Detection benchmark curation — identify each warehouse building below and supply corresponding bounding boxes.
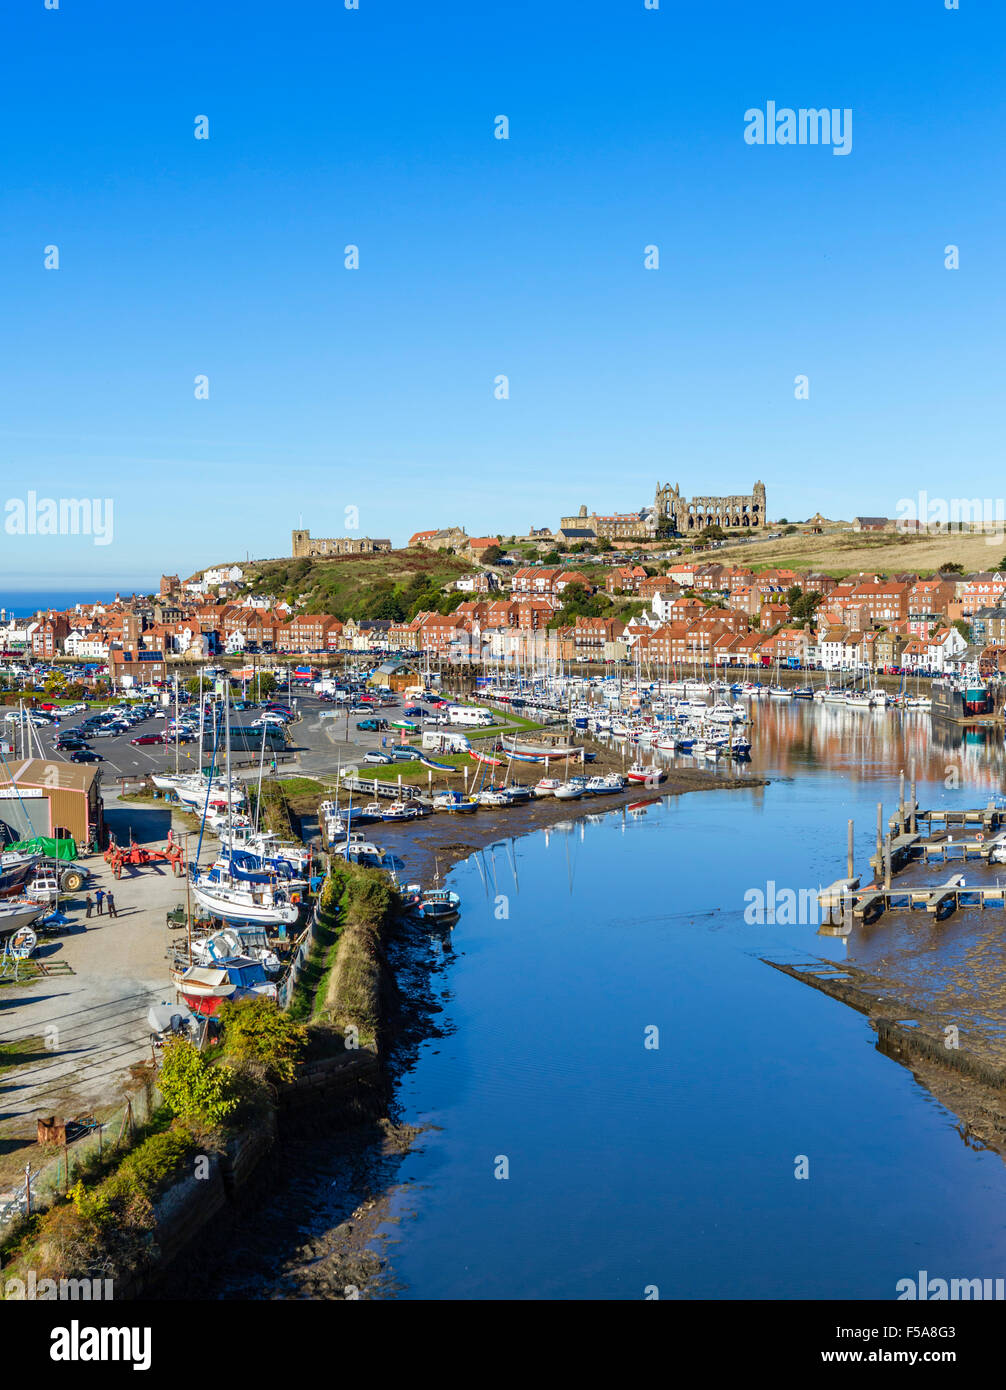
[0,760,104,849]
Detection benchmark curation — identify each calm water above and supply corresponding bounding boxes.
[363,701,1006,1299]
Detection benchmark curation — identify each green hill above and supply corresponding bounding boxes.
[241,549,473,622]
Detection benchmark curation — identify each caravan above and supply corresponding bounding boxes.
[446,704,494,728]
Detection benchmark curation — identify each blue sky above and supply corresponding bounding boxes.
[0,0,1000,590]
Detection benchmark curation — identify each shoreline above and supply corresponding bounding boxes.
[327,765,769,887]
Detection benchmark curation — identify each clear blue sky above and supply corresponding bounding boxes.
[0,0,1001,591]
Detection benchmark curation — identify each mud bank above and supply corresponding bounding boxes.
[767,958,1006,1164]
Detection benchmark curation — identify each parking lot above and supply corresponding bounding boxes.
[17,690,416,785]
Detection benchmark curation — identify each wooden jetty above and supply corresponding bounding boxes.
[818,769,1006,924]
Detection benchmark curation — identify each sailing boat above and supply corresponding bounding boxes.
[189,692,301,929]
[554,747,584,800]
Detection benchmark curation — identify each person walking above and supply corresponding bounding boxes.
[106,890,117,918]
[85,893,93,919]
[95,887,105,915]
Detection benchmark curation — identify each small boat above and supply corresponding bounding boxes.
[0,897,48,938]
[554,781,584,800]
[626,764,667,785]
[433,790,478,812]
[381,800,420,821]
[332,834,387,865]
[499,784,532,805]
[417,887,461,921]
[533,777,561,797]
[171,965,237,1016]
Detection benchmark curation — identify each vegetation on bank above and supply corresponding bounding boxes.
[243,551,472,621]
[317,861,398,1049]
[0,1001,308,1292]
[1,858,399,1293]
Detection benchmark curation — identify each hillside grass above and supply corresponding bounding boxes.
[243,549,472,618]
[710,528,1006,578]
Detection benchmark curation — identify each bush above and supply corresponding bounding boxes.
[218,997,307,1083]
[158,1037,239,1126]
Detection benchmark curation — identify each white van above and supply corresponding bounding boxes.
[446,704,494,727]
[421,729,471,753]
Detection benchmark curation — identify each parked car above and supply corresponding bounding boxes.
[390,746,421,761]
[130,734,166,746]
[69,750,103,762]
[356,718,389,732]
[363,750,393,765]
[403,706,428,717]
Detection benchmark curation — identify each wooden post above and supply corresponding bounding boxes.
[899,770,905,833]
[910,761,917,833]
[24,1162,31,1218]
[876,801,883,863]
[884,832,892,889]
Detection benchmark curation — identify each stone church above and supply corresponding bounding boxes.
[655,480,766,533]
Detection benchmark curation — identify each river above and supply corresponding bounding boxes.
[220,699,1006,1299]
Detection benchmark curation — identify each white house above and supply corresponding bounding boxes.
[650,591,679,623]
[64,630,109,659]
[203,564,244,585]
[916,626,967,672]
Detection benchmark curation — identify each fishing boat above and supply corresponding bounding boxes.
[533,777,561,797]
[382,800,421,821]
[432,789,479,812]
[626,763,666,784]
[477,786,510,807]
[404,882,461,923]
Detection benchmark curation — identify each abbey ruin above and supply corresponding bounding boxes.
[654,480,766,533]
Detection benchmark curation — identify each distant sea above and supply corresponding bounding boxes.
[1,591,125,618]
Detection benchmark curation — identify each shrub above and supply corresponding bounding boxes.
[218,997,307,1083]
[158,1037,239,1126]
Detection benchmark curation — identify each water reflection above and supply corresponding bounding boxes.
[360,698,1006,1299]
